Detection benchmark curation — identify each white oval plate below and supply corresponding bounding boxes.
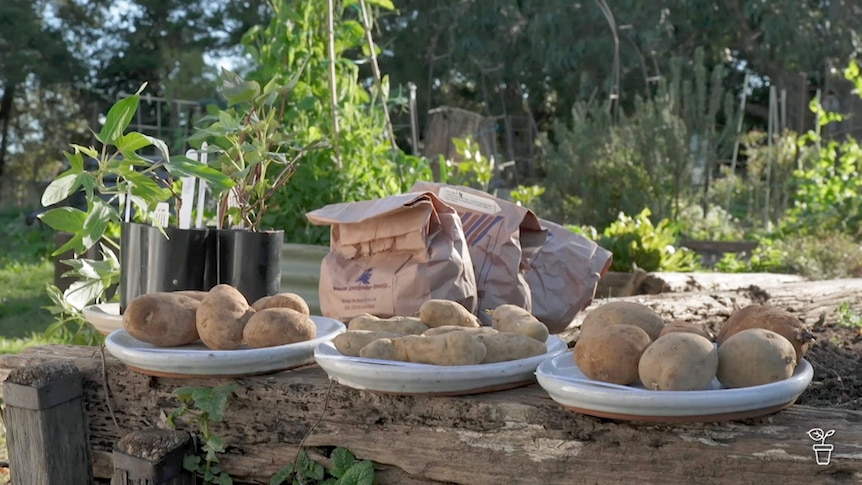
[314,335,568,396]
[105,316,345,378]
[82,303,123,336]
[535,351,814,422]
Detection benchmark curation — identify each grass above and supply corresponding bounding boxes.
[0,209,57,351]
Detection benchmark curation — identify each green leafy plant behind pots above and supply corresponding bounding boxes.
[190,67,328,232]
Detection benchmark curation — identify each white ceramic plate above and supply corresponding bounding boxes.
[82,303,123,335]
[105,316,345,378]
[535,351,814,422]
[314,335,568,396]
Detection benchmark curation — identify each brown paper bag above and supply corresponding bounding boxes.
[305,191,477,322]
[526,218,612,333]
[411,182,546,324]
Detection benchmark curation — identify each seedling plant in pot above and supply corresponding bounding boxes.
[37,83,233,320]
[188,66,327,304]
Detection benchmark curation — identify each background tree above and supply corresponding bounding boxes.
[0,0,101,198]
[375,0,862,155]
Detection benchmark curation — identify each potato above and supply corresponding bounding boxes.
[251,292,310,315]
[333,330,402,357]
[489,304,550,342]
[717,304,813,361]
[717,328,797,388]
[638,333,718,391]
[475,332,547,363]
[347,313,429,335]
[659,320,713,341]
[419,299,480,328]
[574,324,651,385]
[242,308,316,349]
[196,284,253,350]
[580,301,665,341]
[171,290,209,301]
[359,332,487,366]
[422,326,499,337]
[123,292,200,347]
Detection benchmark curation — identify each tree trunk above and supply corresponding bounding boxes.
[0,82,16,197]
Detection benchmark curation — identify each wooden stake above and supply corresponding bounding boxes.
[111,429,194,485]
[326,0,343,169]
[3,361,91,484]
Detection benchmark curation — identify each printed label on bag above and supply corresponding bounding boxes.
[329,266,396,318]
[438,186,501,214]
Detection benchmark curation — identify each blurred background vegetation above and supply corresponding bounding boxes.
[3,0,862,348]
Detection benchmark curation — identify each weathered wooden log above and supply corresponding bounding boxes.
[0,344,860,485]
[3,361,91,485]
[565,277,862,340]
[1,279,861,484]
[111,429,194,485]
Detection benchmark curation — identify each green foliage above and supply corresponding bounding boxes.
[676,202,746,241]
[191,67,328,231]
[42,284,105,346]
[168,385,238,485]
[714,232,862,279]
[539,49,735,230]
[583,209,700,273]
[509,185,546,208]
[242,0,431,245]
[443,137,495,191]
[271,447,374,485]
[780,131,862,239]
[836,302,862,329]
[738,129,804,228]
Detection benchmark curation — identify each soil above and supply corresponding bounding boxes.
[795,322,862,410]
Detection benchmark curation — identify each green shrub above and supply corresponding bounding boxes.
[244,0,431,245]
[715,232,862,279]
[570,208,700,273]
[676,202,746,241]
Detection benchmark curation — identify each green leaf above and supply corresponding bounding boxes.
[82,199,117,250]
[66,143,99,161]
[337,460,375,485]
[124,170,171,201]
[38,207,87,233]
[222,69,261,106]
[330,447,356,477]
[62,257,117,280]
[216,473,233,485]
[42,173,83,206]
[52,231,85,257]
[167,155,235,193]
[97,95,139,145]
[116,132,152,153]
[173,385,236,422]
[183,454,202,473]
[269,464,294,485]
[63,278,106,310]
[204,435,226,456]
[363,0,395,9]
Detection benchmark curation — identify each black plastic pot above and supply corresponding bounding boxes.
[119,222,212,313]
[206,228,284,304]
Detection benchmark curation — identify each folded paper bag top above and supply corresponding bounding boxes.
[527,218,613,333]
[306,191,478,322]
[411,181,547,325]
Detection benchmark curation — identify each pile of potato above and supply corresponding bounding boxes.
[333,300,550,365]
[574,302,813,390]
[122,285,316,350]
